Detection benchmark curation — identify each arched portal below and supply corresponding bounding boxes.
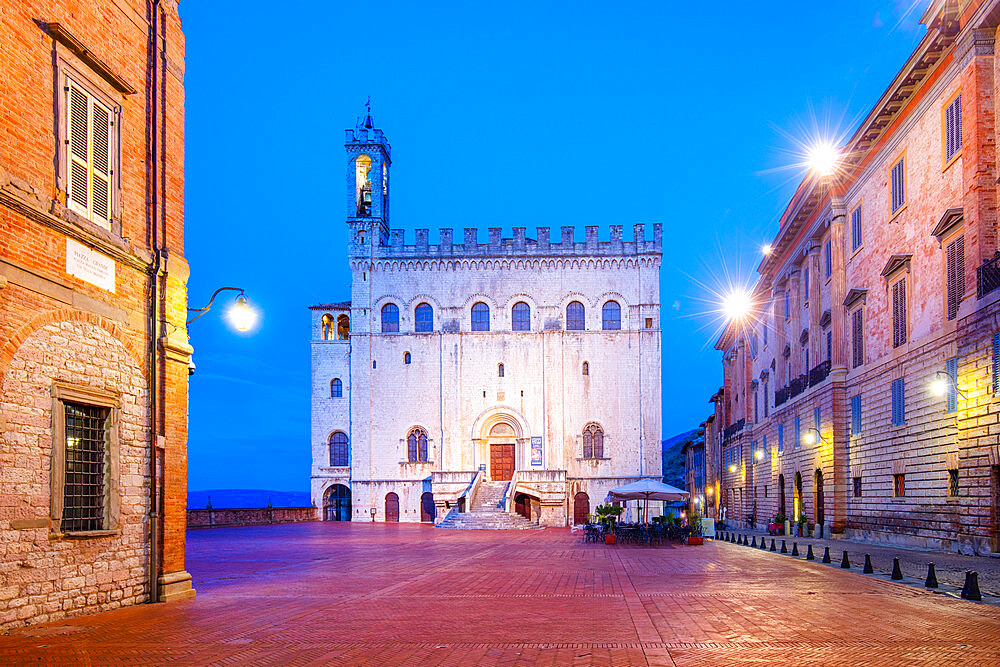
[385,492,399,522]
[794,472,803,523]
[574,492,590,525]
[470,407,531,481]
[420,492,436,522]
[324,484,351,521]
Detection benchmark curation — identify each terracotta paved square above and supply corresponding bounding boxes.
[3,523,1000,665]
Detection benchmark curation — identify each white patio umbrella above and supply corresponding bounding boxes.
[608,479,689,524]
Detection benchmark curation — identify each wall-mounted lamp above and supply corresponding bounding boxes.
[187,287,256,332]
[754,448,765,462]
[802,428,828,446]
[930,371,966,400]
[728,464,737,474]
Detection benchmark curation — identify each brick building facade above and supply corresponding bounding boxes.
[707,0,1000,554]
[310,116,663,527]
[0,0,194,630]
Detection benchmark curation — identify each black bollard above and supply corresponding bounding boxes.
[806,544,815,560]
[863,554,874,574]
[822,546,831,563]
[961,571,982,601]
[760,537,767,550]
[751,536,757,548]
[770,538,776,552]
[841,550,850,569]
[781,540,788,553]
[742,534,748,546]
[730,533,735,543]
[925,563,938,589]
[792,542,799,557]
[891,557,903,580]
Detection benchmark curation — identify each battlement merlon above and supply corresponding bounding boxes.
[349,224,663,259]
[345,128,391,156]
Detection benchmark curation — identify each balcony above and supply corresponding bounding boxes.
[788,374,809,399]
[774,386,789,407]
[809,360,831,387]
[978,252,1000,299]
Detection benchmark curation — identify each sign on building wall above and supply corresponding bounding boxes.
[530,437,543,466]
[66,238,115,293]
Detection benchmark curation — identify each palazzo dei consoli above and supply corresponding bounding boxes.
[310,115,662,527]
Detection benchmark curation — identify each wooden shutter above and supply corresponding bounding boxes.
[891,159,905,212]
[994,332,1000,394]
[91,99,112,226]
[946,236,965,320]
[946,95,962,161]
[945,357,958,413]
[68,82,90,214]
[892,278,907,348]
[852,205,862,251]
[852,308,864,368]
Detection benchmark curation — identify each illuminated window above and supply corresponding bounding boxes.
[321,314,334,340]
[582,361,589,376]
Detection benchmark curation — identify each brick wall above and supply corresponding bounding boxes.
[187,508,318,529]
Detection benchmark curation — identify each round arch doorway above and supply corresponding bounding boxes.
[420,492,436,523]
[573,492,590,526]
[324,484,351,521]
[385,492,400,522]
[488,422,516,481]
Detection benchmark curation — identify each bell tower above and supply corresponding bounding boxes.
[345,102,390,257]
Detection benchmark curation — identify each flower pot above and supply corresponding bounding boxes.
[687,536,703,546]
[605,534,616,545]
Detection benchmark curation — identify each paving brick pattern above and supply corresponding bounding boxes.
[2,523,1000,665]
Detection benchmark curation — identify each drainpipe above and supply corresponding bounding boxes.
[147,0,163,604]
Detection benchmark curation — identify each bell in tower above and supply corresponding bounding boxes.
[345,100,391,255]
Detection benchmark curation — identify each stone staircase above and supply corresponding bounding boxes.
[437,481,543,530]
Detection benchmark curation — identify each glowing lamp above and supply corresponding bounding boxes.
[930,377,948,397]
[807,142,839,177]
[229,295,256,332]
[728,464,737,474]
[803,432,816,446]
[706,488,713,496]
[755,449,764,461]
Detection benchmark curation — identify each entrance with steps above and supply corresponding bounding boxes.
[437,480,543,530]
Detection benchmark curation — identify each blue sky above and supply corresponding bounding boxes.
[183,1,926,492]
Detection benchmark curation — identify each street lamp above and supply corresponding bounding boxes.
[728,464,737,474]
[754,448,765,462]
[930,371,966,399]
[802,427,828,446]
[187,287,256,332]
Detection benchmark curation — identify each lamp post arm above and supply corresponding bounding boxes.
[187,287,245,325]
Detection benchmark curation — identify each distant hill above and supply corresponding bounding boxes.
[187,489,312,509]
[661,428,700,488]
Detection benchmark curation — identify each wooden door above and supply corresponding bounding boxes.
[574,492,590,525]
[490,443,515,480]
[385,492,399,522]
[420,492,436,522]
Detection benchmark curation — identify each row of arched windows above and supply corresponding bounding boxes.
[328,428,431,466]
[320,314,350,341]
[379,300,623,333]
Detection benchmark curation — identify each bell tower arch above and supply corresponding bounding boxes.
[345,101,391,257]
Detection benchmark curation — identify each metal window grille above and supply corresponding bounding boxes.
[512,302,530,331]
[852,308,864,368]
[414,303,433,332]
[891,158,905,213]
[329,432,349,466]
[471,302,490,331]
[853,476,862,498]
[566,301,585,330]
[945,94,962,162]
[61,402,108,532]
[892,278,907,348]
[946,236,965,320]
[851,205,862,251]
[601,301,621,330]
[949,469,959,497]
[381,304,399,333]
[893,473,905,497]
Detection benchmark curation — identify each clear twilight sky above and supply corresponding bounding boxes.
[182,1,926,492]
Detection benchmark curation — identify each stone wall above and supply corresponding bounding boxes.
[187,508,318,529]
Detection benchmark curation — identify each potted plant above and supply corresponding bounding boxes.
[595,504,624,543]
[773,512,786,535]
[687,510,704,545]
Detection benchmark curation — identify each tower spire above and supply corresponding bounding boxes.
[363,96,373,129]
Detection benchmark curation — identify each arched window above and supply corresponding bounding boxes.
[336,314,350,340]
[512,302,530,331]
[566,301,585,330]
[498,363,505,378]
[582,361,589,376]
[602,301,621,330]
[582,423,604,459]
[330,378,342,398]
[404,351,411,364]
[471,302,490,331]
[329,432,349,467]
[356,154,372,216]
[381,303,399,333]
[415,302,433,332]
[407,427,429,463]
[321,314,334,340]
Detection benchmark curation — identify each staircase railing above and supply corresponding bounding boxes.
[503,471,522,514]
[457,469,484,513]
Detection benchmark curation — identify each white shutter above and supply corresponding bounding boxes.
[91,99,112,227]
[68,82,90,214]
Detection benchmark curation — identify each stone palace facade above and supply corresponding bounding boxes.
[707,0,1000,555]
[310,115,662,527]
